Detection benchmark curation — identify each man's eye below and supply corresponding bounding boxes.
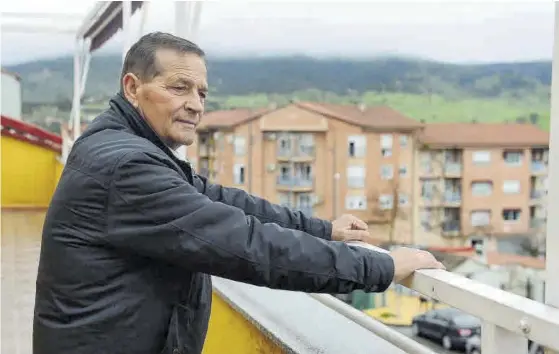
[199,91,207,99]
[171,86,186,91]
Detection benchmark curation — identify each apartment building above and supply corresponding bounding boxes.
[415,123,549,248]
[188,102,423,243]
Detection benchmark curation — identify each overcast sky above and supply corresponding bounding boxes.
[0,1,555,65]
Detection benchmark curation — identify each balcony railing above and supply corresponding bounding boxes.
[444,191,461,203]
[277,175,313,188]
[336,242,559,354]
[531,161,547,173]
[531,190,545,199]
[444,162,462,175]
[277,146,315,159]
[442,220,460,232]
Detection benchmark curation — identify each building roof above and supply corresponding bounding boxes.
[1,68,22,82]
[419,122,549,148]
[197,108,271,130]
[198,102,423,131]
[438,248,546,270]
[295,102,423,131]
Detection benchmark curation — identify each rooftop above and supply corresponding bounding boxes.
[419,122,549,148]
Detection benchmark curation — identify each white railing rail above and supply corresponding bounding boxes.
[315,242,559,354]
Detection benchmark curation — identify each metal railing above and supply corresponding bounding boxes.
[277,145,316,158]
[531,161,547,173]
[443,191,461,203]
[312,242,559,354]
[277,175,314,187]
[444,162,462,175]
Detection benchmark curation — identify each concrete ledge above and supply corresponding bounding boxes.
[212,277,409,354]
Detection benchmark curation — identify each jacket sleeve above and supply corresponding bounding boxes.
[107,152,395,293]
[193,174,332,240]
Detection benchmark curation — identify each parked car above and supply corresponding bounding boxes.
[465,335,544,354]
[411,308,481,351]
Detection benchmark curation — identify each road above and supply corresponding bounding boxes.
[391,326,462,354]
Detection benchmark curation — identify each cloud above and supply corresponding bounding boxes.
[1,1,554,64]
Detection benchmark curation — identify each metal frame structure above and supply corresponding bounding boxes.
[68,1,204,161]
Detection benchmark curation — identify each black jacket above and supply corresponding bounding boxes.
[33,93,395,354]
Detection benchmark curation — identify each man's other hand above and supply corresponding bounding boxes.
[389,247,445,284]
[331,214,374,243]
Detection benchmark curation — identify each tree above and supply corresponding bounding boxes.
[367,180,409,244]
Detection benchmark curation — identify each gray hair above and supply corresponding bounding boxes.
[120,31,205,90]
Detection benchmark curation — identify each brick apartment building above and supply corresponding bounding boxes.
[187,104,550,247]
[187,102,423,243]
[415,123,549,248]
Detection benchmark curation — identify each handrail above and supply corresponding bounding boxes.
[340,242,559,353]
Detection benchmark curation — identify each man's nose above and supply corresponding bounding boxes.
[185,96,204,114]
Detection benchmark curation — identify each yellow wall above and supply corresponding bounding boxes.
[1,136,62,208]
[203,292,284,354]
[2,137,283,353]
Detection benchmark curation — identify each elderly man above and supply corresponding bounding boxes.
[33,32,443,354]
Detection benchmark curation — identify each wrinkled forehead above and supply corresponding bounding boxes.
[154,49,208,85]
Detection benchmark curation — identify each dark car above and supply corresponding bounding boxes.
[465,335,544,354]
[411,308,481,351]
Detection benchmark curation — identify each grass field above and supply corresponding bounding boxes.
[210,91,551,130]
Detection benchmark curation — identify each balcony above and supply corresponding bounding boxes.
[276,175,314,192]
[531,161,547,175]
[441,220,461,236]
[443,191,461,206]
[208,242,559,354]
[443,162,462,176]
[277,146,316,162]
[530,218,545,229]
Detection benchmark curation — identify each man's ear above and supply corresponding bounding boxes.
[122,73,142,107]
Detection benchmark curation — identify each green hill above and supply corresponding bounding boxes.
[5,55,552,129]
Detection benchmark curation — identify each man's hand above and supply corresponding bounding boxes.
[331,214,375,244]
[389,247,445,284]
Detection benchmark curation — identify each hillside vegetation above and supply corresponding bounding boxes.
[6,55,552,129]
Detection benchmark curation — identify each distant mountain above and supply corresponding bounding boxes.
[5,55,551,104]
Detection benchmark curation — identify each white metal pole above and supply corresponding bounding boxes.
[175,0,191,160]
[546,0,559,318]
[138,1,149,39]
[122,1,132,62]
[72,39,82,141]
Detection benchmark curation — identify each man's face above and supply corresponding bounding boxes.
[123,49,208,149]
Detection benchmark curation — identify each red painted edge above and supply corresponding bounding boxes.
[1,115,62,153]
[427,246,475,253]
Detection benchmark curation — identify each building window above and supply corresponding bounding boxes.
[421,179,438,199]
[398,193,409,206]
[298,134,315,155]
[503,180,521,194]
[381,148,392,157]
[380,165,394,180]
[348,135,366,157]
[234,136,246,156]
[502,208,521,222]
[503,150,523,166]
[234,164,245,184]
[399,165,408,177]
[347,166,365,188]
[379,194,394,210]
[400,135,408,147]
[470,210,491,227]
[278,135,291,155]
[471,181,493,196]
[345,195,367,210]
[380,134,393,148]
[472,151,491,164]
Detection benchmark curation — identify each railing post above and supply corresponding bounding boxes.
[481,322,527,354]
[544,2,559,354]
